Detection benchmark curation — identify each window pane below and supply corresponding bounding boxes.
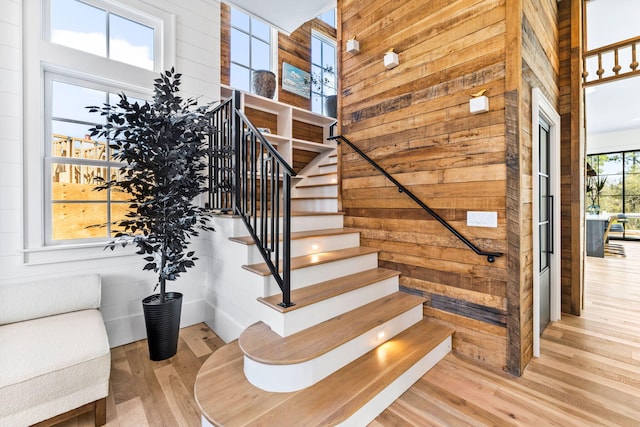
[599,195,622,212]
[231,8,250,32]
[318,9,336,27]
[110,14,154,70]
[323,43,336,69]
[52,202,108,240]
[312,37,322,65]
[251,38,270,70]
[52,121,107,160]
[110,202,131,236]
[52,81,105,123]
[230,63,251,92]
[52,162,106,200]
[51,0,106,57]
[312,93,322,114]
[231,28,250,65]
[251,17,270,41]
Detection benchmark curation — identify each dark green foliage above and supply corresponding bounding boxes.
[88,68,214,300]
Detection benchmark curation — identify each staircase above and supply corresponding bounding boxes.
[195,148,455,426]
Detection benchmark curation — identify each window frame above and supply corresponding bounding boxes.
[44,0,166,72]
[22,0,175,263]
[43,72,151,246]
[310,30,337,116]
[229,7,276,93]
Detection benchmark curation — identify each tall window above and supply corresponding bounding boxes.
[45,74,147,242]
[26,0,170,247]
[311,31,336,116]
[588,151,640,240]
[230,8,272,92]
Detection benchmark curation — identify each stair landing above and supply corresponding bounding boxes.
[195,319,454,427]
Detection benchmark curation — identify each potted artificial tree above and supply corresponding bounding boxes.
[88,68,214,361]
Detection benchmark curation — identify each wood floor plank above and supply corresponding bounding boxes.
[154,364,201,427]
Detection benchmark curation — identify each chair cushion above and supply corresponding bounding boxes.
[0,274,101,325]
[0,309,110,425]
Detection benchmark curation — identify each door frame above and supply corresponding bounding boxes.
[532,87,561,357]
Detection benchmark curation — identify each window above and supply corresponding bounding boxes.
[318,9,336,28]
[311,31,336,116]
[230,8,272,92]
[45,74,147,243]
[49,0,159,71]
[23,0,173,254]
[587,151,640,240]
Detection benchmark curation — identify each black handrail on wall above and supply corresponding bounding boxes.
[328,135,503,263]
[209,91,296,307]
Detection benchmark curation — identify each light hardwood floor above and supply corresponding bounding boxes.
[57,241,640,426]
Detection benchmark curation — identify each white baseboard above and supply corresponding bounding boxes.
[104,299,207,348]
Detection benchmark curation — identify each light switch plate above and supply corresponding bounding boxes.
[467,211,497,228]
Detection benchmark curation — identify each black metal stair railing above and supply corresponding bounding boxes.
[208,91,296,307]
[328,135,503,263]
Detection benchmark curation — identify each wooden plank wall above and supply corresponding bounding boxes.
[339,0,559,373]
[514,0,560,374]
[558,0,584,316]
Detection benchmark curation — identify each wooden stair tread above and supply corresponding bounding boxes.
[243,246,379,276]
[308,171,337,178]
[290,210,344,216]
[195,319,454,427]
[319,161,337,167]
[291,196,337,200]
[229,227,359,246]
[295,183,338,188]
[239,292,425,365]
[259,267,400,313]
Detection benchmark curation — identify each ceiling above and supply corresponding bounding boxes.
[586,77,640,135]
[222,0,336,34]
[584,0,640,136]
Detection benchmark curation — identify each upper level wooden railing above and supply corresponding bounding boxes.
[582,36,640,86]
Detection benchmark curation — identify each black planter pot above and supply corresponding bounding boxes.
[142,292,183,361]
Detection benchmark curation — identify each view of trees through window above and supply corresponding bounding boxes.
[587,151,640,239]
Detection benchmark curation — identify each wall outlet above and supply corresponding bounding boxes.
[467,211,498,228]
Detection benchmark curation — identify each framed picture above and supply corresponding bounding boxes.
[282,62,311,99]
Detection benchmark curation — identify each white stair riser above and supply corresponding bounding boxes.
[338,336,452,427]
[244,303,424,392]
[291,198,338,212]
[245,233,360,264]
[318,164,337,173]
[236,214,344,236]
[304,174,338,186]
[263,252,380,296]
[261,276,399,337]
[292,185,337,198]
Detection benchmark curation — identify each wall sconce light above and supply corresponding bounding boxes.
[346,36,360,54]
[384,48,399,69]
[469,89,489,114]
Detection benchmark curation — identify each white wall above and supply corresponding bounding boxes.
[0,0,221,348]
[587,128,640,154]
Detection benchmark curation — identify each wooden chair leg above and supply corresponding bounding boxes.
[95,397,107,427]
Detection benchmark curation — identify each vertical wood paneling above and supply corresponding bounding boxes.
[220,3,231,86]
[558,0,584,316]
